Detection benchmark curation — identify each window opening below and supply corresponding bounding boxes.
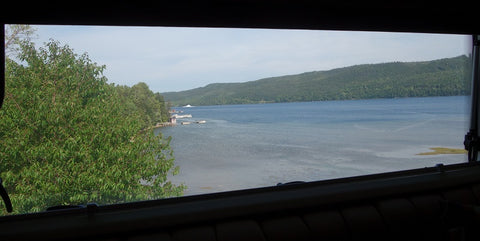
[1,25,471,215]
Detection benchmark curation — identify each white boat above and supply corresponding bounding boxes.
[183,104,193,108]
[181,121,191,125]
[196,120,206,124]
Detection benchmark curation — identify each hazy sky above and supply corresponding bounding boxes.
[32,25,470,93]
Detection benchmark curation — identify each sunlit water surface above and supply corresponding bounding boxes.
[159,96,468,195]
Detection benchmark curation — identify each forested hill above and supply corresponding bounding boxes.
[163,55,469,106]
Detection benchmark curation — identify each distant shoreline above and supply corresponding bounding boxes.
[171,95,468,108]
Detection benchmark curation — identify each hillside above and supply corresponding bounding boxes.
[162,56,470,106]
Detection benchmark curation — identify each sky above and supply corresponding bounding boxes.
[31,25,471,93]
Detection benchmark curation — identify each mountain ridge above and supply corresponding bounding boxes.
[162,56,470,106]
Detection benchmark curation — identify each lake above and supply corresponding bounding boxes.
[159,96,469,195]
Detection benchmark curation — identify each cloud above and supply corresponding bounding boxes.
[33,25,469,93]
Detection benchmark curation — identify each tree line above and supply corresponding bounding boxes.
[0,25,183,214]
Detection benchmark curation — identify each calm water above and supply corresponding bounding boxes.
[159,96,469,195]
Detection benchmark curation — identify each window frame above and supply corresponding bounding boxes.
[0,0,479,226]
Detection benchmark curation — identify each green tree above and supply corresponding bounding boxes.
[5,25,37,57]
[154,92,171,123]
[0,39,184,214]
[114,82,170,129]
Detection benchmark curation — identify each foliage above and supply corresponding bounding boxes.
[115,82,170,129]
[5,25,37,57]
[163,56,470,106]
[0,40,184,215]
